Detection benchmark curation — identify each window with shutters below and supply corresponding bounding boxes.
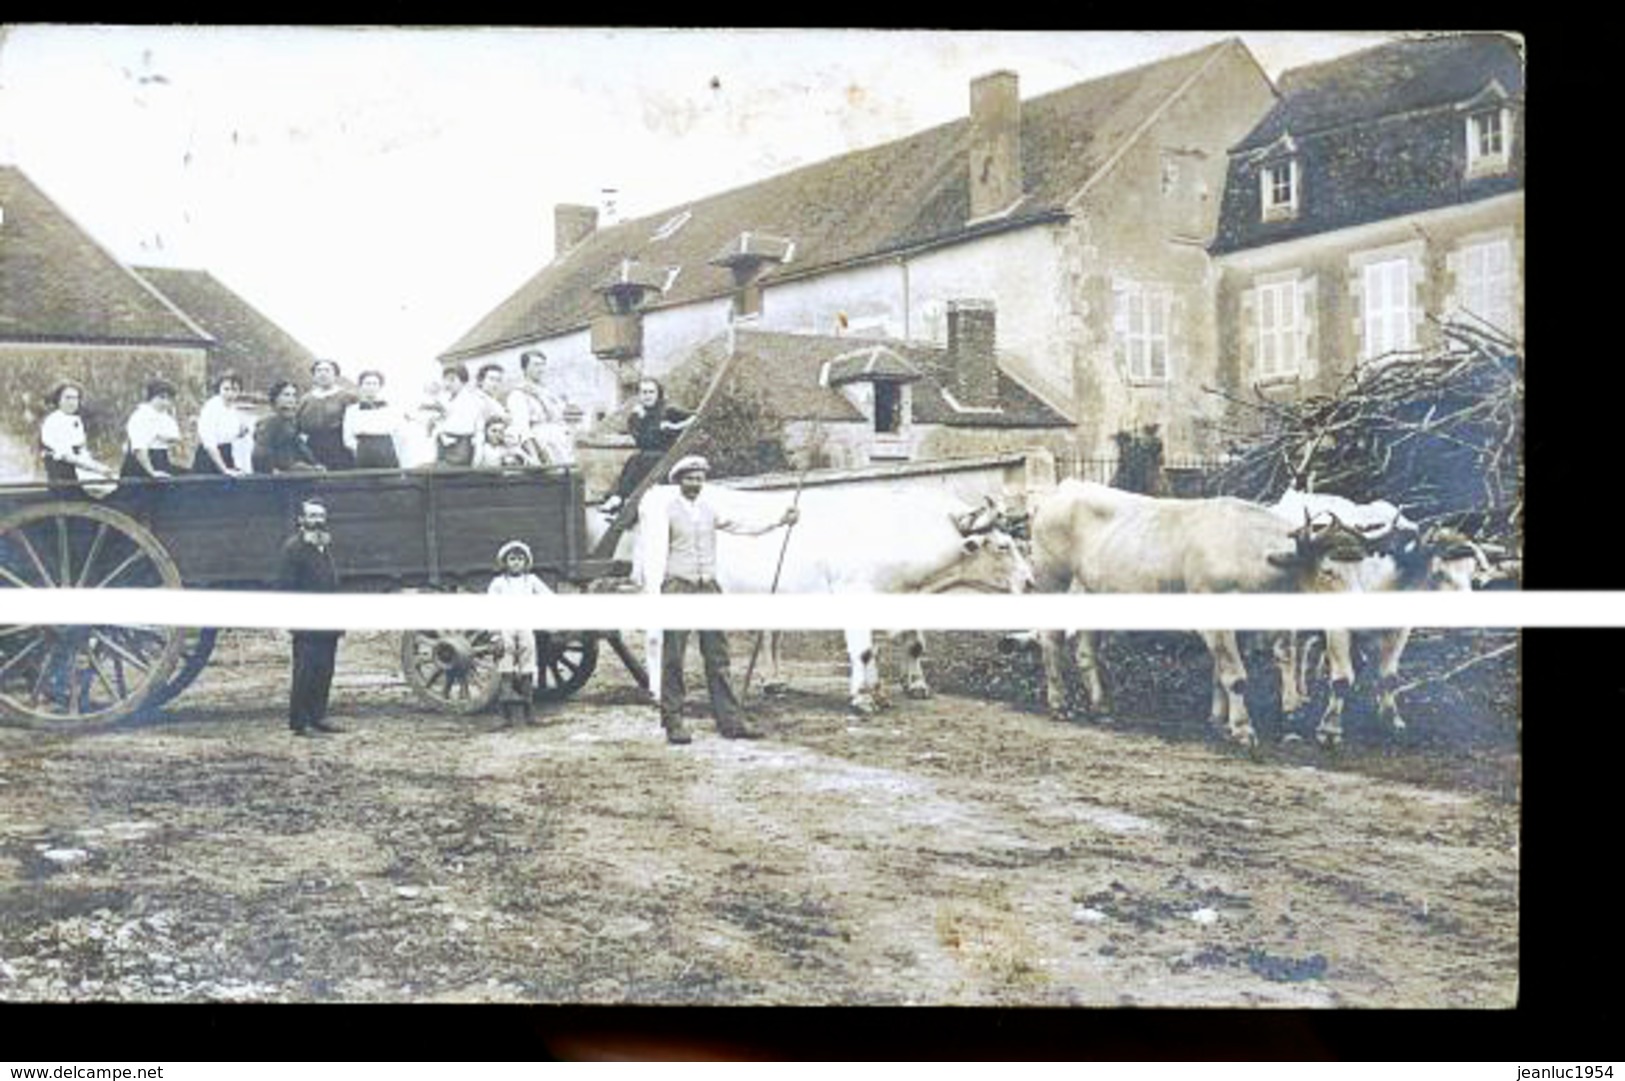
[1116,282,1172,383]
[1255,279,1300,379]
[1361,257,1415,360]
[1455,238,1515,335]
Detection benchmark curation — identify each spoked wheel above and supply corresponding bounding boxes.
[533,631,599,702]
[400,629,504,713]
[0,502,185,726]
[144,628,221,711]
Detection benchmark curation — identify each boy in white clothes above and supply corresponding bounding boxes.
[489,539,552,725]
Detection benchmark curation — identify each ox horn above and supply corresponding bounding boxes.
[1359,511,1401,539]
[1312,511,1369,562]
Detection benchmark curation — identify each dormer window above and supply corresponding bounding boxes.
[709,231,794,324]
[589,258,673,360]
[1261,159,1298,221]
[1466,108,1512,176]
[824,344,921,448]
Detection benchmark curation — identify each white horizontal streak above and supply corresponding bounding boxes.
[0,589,1594,630]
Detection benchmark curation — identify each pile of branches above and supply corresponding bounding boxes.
[1204,318,1522,551]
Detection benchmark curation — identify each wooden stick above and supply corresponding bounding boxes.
[740,462,812,700]
[589,344,751,562]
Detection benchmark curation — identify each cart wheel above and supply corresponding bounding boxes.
[0,502,185,726]
[400,629,504,713]
[534,631,599,702]
[144,627,220,710]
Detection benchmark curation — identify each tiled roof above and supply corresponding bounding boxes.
[825,344,923,386]
[1235,33,1524,151]
[663,327,1073,430]
[593,258,676,295]
[442,40,1237,360]
[709,232,795,268]
[0,165,212,345]
[132,266,318,391]
[1212,34,1524,255]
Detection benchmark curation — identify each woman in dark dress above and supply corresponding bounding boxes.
[296,358,356,471]
[253,381,324,474]
[598,377,694,515]
[342,370,404,469]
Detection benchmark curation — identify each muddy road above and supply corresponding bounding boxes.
[0,631,1518,1007]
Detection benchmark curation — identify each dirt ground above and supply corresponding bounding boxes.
[0,629,1519,1008]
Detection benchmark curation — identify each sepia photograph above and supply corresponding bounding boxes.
[0,27,1521,1013]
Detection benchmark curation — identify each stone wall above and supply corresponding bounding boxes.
[1060,43,1278,461]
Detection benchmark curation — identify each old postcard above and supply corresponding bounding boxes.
[0,28,1520,1010]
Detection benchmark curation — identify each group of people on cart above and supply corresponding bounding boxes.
[34,349,602,487]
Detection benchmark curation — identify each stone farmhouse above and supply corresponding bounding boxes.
[0,164,317,479]
[665,321,1074,472]
[1209,33,1524,426]
[441,38,1278,467]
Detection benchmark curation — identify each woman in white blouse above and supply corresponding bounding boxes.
[342,369,404,469]
[192,371,252,476]
[39,382,115,487]
[507,349,574,465]
[120,379,186,479]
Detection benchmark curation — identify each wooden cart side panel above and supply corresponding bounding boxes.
[429,468,582,585]
[104,479,309,588]
[4,468,588,591]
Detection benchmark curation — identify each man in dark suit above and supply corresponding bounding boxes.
[278,500,345,736]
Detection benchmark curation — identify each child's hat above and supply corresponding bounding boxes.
[497,539,533,566]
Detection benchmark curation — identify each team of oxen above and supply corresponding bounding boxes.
[618,477,1492,751]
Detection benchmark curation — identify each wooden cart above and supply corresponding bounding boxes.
[0,465,648,726]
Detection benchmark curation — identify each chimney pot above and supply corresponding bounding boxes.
[969,70,1022,221]
[554,204,599,259]
[947,299,999,408]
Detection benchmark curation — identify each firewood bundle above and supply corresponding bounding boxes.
[1204,318,1523,553]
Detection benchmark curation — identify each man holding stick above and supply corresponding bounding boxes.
[657,456,798,746]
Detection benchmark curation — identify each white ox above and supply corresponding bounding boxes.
[1267,490,1490,746]
[627,483,1033,712]
[1027,480,1367,750]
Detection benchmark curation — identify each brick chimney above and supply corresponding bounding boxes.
[969,71,1022,221]
[554,204,599,259]
[947,299,999,408]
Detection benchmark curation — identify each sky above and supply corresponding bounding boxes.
[0,27,1394,389]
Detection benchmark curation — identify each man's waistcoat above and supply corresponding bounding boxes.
[665,496,718,583]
